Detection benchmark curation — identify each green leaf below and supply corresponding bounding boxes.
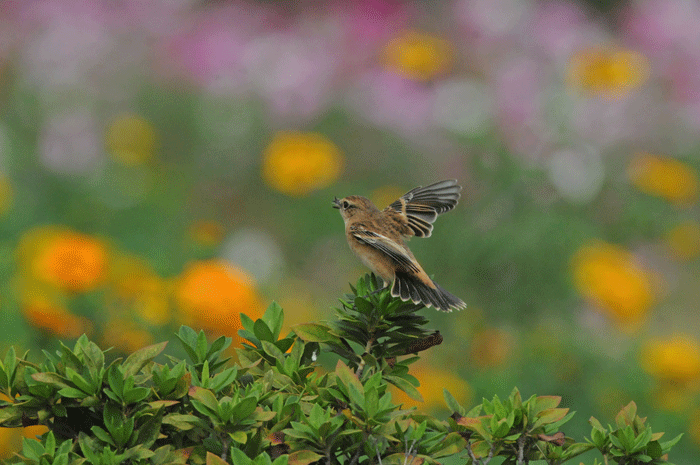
[91,426,115,446]
[646,440,663,459]
[288,450,323,465]
[103,402,121,433]
[189,387,218,413]
[532,408,569,429]
[176,327,199,362]
[534,395,561,413]
[206,335,232,360]
[64,367,94,395]
[57,387,88,398]
[230,431,247,444]
[228,448,253,465]
[135,409,164,449]
[108,365,124,399]
[335,360,363,399]
[30,372,71,390]
[254,320,275,343]
[262,302,284,340]
[122,342,167,378]
[589,416,606,432]
[123,386,150,404]
[162,413,201,430]
[659,433,683,452]
[293,323,342,344]
[207,451,232,465]
[385,375,423,403]
[261,341,285,365]
[240,314,256,334]
[427,431,467,457]
[196,330,208,361]
[444,389,465,416]
[615,401,637,428]
[43,430,56,455]
[232,397,258,422]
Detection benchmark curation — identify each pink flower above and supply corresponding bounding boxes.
[526,0,589,59]
[162,3,278,90]
[242,29,341,121]
[347,70,434,135]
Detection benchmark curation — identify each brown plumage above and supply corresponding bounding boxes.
[333,179,466,312]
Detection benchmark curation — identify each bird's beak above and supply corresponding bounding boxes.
[332,197,341,209]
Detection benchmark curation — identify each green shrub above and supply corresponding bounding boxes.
[0,274,682,464]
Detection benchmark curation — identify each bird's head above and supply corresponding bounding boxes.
[332,195,377,222]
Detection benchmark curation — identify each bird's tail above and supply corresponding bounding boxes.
[391,271,466,312]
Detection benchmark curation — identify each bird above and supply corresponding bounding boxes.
[333,179,466,312]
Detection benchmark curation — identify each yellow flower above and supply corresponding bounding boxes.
[22,425,49,440]
[107,253,171,326]
[640,335,700,385]
[469,328,513,369]
[571,241,655,326]
[105,114,157,166]
[628,153,698,204]
[262,131,343,197]
[648,383,694,412]
[567,47,649,99]
[0,174,13,216]
[383,29,452,81]
[175,260,263,342]
[0,425,20,459]
[102,319,154,354]
[390,361,471,412]
[665,221,700,260]
[31,230,107,293]
[22,296,93,339]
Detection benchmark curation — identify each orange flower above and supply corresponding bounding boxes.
[19,227,107,293]
[390,361,471,412]
[640,335,700,385]
[567,47,648,99]
[107,253,171,326]
[665,221,700,260]
[22,296,93,339]
[628,153,698,204]
[571,241,656,327]
[262,131,343,197]
[175,260,263,340]
[383,29,452,81]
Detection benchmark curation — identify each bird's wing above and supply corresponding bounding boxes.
[385,179,461,238]
[350,226,420,273]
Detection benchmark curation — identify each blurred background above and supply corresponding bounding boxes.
[1,0,699,461]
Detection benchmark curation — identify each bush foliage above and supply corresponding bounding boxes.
[0,275,682,464]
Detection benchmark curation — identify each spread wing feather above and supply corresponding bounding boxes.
[387,179,462,238]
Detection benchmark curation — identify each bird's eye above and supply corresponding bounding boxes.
[342,200,350,209]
